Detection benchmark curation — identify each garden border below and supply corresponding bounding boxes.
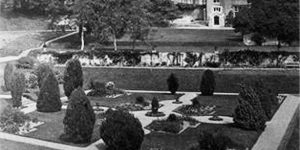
[252,95,300,150]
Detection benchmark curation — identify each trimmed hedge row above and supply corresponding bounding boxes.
[55,66,300,93]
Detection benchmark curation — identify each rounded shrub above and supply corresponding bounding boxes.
[100,109,144,150]
[35,63,53,88]
[167,73,179,95]
[200,69,216,96]
[191,98,200,107]
[11,72,26,108]
[86,79,106,96]
[63,59,83,98]
[60,87,95,143]
[4,63,15,91]
[36,71,62,112]
[167,114,179,122]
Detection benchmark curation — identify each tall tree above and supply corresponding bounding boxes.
[72,0,150,51]
[233,0,299,48]
[148,0,181,27]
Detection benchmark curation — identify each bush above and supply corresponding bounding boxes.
[16,56,35,69]
[100,110,144,150]
[25,73,38,89]
[0,106,30,134]
[60,87,95,143]
[167,73,179,95]
[4,63,15,91]
[253,80,278,120]
[167,114,179,122]
[233,84,267,130]
[11,72,26,108]
[63,59,83,98]
[151,97,159,114]
[135,96,149,106]
[200,69,216,96]
[36,71,62,112]
[86,79,106,96]
[191,98,200,107]
[35,63,53,88]
[190,131,233,150]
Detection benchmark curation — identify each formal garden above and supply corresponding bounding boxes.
[0,55,291,150]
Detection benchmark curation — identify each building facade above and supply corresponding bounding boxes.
[173,0,249,27]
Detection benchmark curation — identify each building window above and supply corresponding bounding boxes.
[213,7,221,12]
[234,6,239,12]
[213,0,220,3]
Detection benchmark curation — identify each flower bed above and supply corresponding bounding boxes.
[116,102,164,111]
[174,104,216,116]
[0,106,44,135]
[35,49,300,68]
[146,115,199,134]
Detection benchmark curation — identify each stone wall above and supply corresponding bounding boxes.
[252,95,300,150]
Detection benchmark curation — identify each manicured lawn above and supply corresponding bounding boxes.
[174,95,238,117]
[142,123,261,150]
[195,95,238,116]
[88,93,181,108]
[25,110,102,147]
[55,66,299,94]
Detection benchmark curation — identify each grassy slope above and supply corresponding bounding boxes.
[0,15,48,31]
[0,32,68,57]
[49,28,299,52]
[55,67,300,94]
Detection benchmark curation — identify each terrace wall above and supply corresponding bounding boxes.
[252,95,300,150]
[55,66,299,94]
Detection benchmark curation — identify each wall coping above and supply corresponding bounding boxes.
[54,64,300,71]
[252,95,300,150]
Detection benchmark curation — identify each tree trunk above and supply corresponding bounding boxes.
[132,39,136,51]
[80,27,84,51]
[113,34,117,51]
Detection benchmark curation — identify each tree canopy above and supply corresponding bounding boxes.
[233,0,299,46]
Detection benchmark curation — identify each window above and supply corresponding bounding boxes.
[214,7,221,12]
[213,0,220,3]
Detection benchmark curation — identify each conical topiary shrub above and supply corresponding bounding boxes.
[100,109,144,150]
[4,63,16,91]
[35,63,53,88]
[36,71,62,112]
[167,73,179,95]
[233,84,267,130]
[63,59,83,98]
[200,69,216,96]
[11,72,25,108]
[60,87,95,143]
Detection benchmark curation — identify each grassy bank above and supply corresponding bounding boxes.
[55,66,299,94]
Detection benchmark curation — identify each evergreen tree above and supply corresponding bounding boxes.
[61,87,95,143]
[63,58,83,98]
[200,69,216,96]
[37,71,62,112]
[11,72,25,108]
[167,73,179,95]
